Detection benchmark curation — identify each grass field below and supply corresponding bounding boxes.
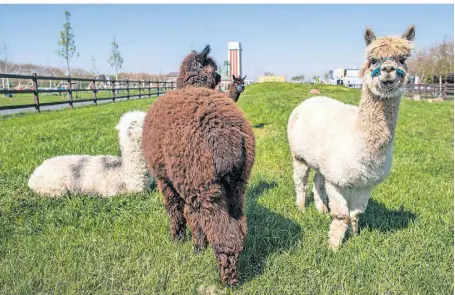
[0,83,453,294]
[0,89,160,107]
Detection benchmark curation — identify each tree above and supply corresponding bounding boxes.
[217,63,224,79]
[324,73,329,81]
[407,37,454,83]
[57,10,79,76]
[90,55,98,76]
[291,75,305,82]
[312,75,320,84]
[1,38,9,90]
[108,36,124,80]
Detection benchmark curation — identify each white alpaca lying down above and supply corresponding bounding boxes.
[28,111,151,197]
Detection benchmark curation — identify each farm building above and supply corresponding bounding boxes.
[257,75,286,83]
[328,68,362,86]
[165,72,178,84]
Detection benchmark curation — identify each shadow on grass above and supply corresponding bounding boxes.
[306,190,416,234]
[360,199,417,233]
[239,180,302,284]
[253,123,270,129]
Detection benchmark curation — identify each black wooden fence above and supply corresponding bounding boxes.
[0,73,175,112]
[342,83,454,98]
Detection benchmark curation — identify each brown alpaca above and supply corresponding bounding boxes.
[228,75,247,102]
[142,45,255,285]
[176,44,221,89]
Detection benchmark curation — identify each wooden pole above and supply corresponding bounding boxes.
[32,73,40,112]
[68,76,73,108]
[127,79,130,100]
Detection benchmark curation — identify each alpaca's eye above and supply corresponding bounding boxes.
[371,59,379,66]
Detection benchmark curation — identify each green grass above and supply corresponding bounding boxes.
[0,89,161,107]
[0,83,453,294]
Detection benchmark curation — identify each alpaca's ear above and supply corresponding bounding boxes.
[402,24,415,41]
[243,75,247,80]
[197,44,211,64]
[364,26,376,46]
[232,75,236,80]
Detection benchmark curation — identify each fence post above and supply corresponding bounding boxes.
[126,79,130,100]
[92,78,97,104]
[138,81,142,99]
[32,73,40,112]
[68,76,73,108]
[148,80,151,97]
[112,79,116,102]
[157,81,160,97]
[165,81,168,92]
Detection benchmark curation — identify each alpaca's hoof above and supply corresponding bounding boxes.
[193,244,207,254]
[172,231,186,243]
[296,195,306,212]
[328,239,341,252]
[348,227,359,237]
[315,201,329,214]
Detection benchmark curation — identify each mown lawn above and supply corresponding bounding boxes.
[0,83,453,294]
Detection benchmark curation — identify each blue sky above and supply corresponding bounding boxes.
[0,4,453,79]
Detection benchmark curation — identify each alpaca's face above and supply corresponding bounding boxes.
[360,25,415,99]
[232,75,247,93]
[115,112,146,144]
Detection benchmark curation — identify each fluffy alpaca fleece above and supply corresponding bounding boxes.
[287,25,415,250]
[142,45,255,285]
[228,75,247,102]
[28,111,151,197]
[176,45,221,89]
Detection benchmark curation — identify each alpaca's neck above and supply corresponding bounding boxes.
[356,85,401,155]
[119,140,148,187]
[228,87,240,102]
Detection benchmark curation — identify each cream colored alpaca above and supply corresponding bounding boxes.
[28,111,151,197]
[287,25,415,250]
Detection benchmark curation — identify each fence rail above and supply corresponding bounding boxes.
[343,83,454,98]
[404,83,454,98]
[0,73,175,112]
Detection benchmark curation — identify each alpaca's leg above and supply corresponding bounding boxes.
[292,157,310,211]
[325,181,349,251]
[184,204,208,254]
[348,188,371,236]
[197,185,247,285]
[312,172,329,214]
[226,180,247,220]
[156,178,187,242]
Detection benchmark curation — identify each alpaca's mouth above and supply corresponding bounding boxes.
[379,79,399,89]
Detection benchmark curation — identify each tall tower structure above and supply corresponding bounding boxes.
[228,42,242,78]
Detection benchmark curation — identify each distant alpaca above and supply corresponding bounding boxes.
[287,25,416,250]
[228,75,247,102]
[142,45,255,285]
[28,111,150,197]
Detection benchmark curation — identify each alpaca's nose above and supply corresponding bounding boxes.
[381,63,396,73]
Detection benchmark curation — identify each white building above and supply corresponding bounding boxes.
[329,67,363,87]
